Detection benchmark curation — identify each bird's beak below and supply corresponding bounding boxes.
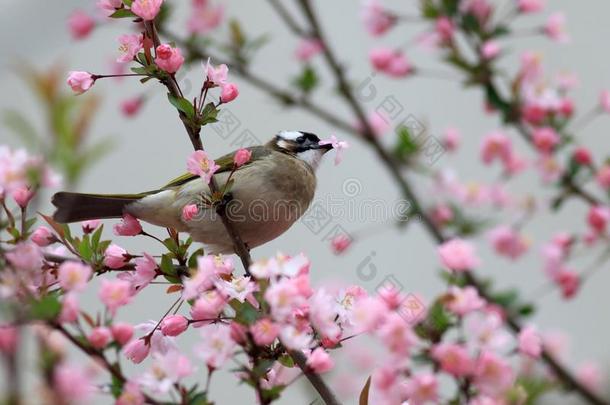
[315,143,333,152]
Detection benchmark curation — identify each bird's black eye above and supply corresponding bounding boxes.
[296,136,305,143]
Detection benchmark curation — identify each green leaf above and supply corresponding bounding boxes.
[160,254,175,276]
[229,19,246,49]
[30,295,62,321]
[123,0,133,6]
[91,224,104,250]
[78,234,93,261]
[199,102,219,126]
[293,65,319,93]
[110,8,136,18]
[3,110,40,149]
[188,248,205,268]
[278,355,294,368]
[234,301,260,325]
[168,94,196,120]
[110,373,124,398]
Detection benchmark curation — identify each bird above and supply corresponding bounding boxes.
[52,130,334,254]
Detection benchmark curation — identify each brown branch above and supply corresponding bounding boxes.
[289,350,341,405]
[268,0,311,37]
[143,21,252,272]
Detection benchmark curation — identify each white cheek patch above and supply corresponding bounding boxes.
[278,130,303,141]
[297,149,324,170]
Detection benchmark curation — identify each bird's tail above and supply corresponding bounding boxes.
[52,192,145,223]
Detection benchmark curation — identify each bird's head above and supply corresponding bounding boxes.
[270,130,333,169]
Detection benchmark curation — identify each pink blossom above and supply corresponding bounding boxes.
[365,111,391,137]
[214,276,257,304]
[536,155,562,183]
[518,325,542,358]
[577,362,604,393]
[68,10,95,40]
[97,0,123,17]
[0,325,18,354]
[532,127,560,154]
[473,351,514,396]
[461,0,492,26]
[587,205,610,234]
[481,40,500,60]
[123,339,150,364]
[205,59,229,86]
[187,0,224,34]
[377,312,417,355]
[195,324,235,369]
[319,135,349,165]
[279,324,312,351]
[131,0,163,21]
[138,351,193,394]
[111,323,134,345]
[350,296,387,333]
[265,279,306,321]
[121,96,144,117]
[309,290,341,341]
[404,373,438,405]
[220,83,239,103]
[67,71,95,94]
[438,238,480,271]
[435,16,455,43]
[361,0,395,36]
[114,214,142,236]
[295,38,323,62]
[369,48,413,77]
[573,147,592,166]
[487,225,529,260]
[596,165,610,189]
[31,226,55,247]
[53,363,96,402]
[555,269,580,299]
[160,315,189,336]
[104,244,130,268]
[442,127,460,152]
[306,348,334,373]
[480,131,512,165]
[155,44,184,74]
[116,381,145,405]
[190,291,226,326]
[445,286,485,316]
[129,253,157,291]
[430,204,453,226]
[88,327,112,349]
[233,148,252,167]
[58,261,92,292]
[11,186,33,208]
[251,318,280,346]
[182,204,199,221]
[81,219,101,234]
[59,293,79,323]
[518,0,544,13]
[465,311,511,351]
[599,90,610,113]
[331,234,352,254]
[182,255,233,300]
[431,343,472,377]
[544,12,569,43]
[187,150,220,184]
[117,34,143,63]
[99,279,132,315]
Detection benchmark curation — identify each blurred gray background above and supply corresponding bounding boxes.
[1,0,610,403]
